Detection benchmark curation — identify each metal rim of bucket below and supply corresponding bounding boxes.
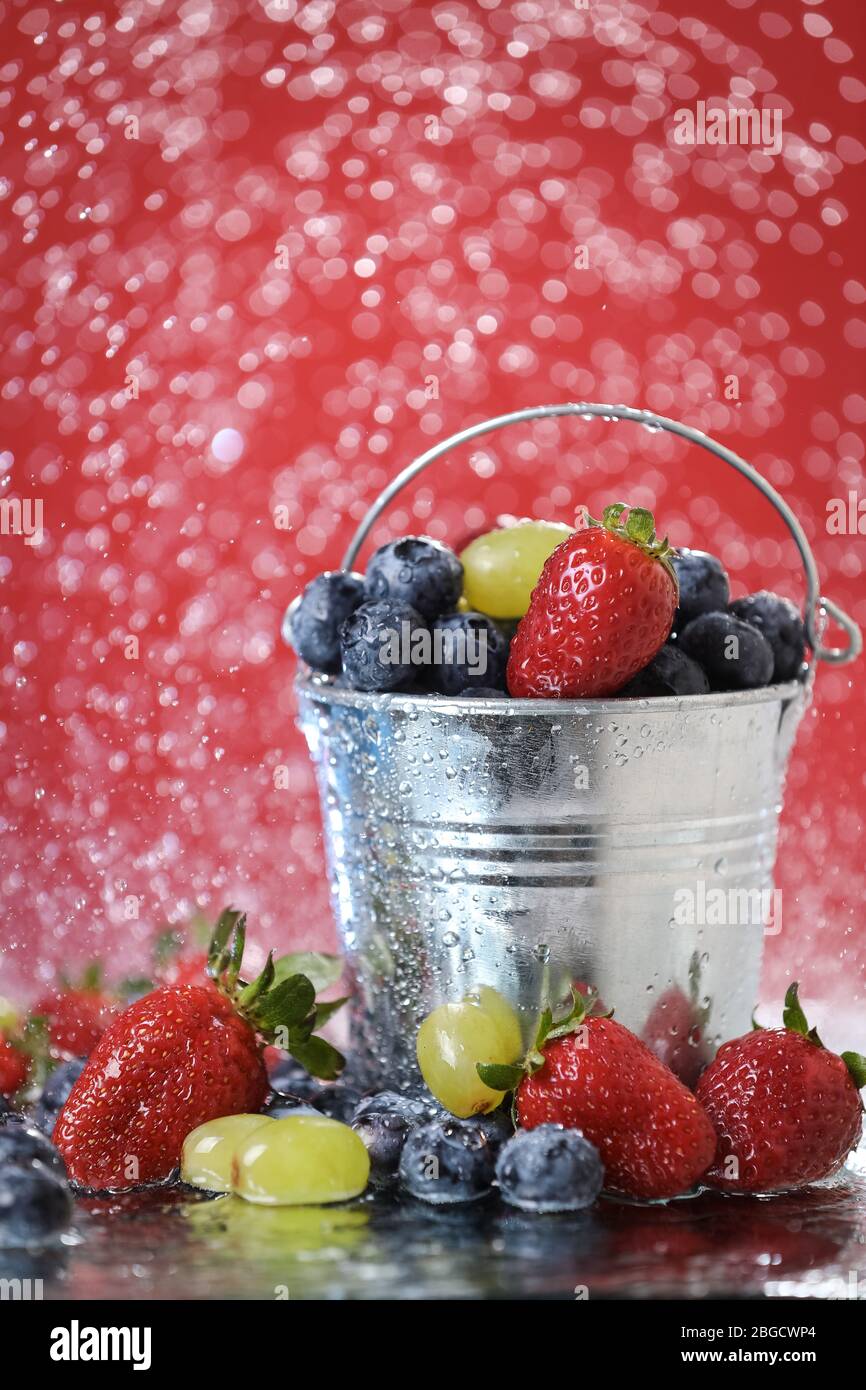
[340,402,861,670]
[296,670,802,714]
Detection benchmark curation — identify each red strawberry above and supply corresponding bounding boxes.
[159,950,209,988]
[55,909,347,1191]
[152,918,213,990]
[0,1035,28,1096]
[507,503,678,698]
[696,983,865,1193]
[32,980,119,1060]
[483,990,716,1199]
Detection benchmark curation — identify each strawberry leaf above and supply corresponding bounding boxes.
[207,908,243,979]
[534,1005,553,1053]
[236,952,275,1011]
[311,996,350,1028]
[782,982,809,1037]
[289,1035,345,1081]
[477,1062,525,1092]
[625,507,655,545]
[153,928,183,968]
[225,914,247,989]
[271,952,343,995]
[842,1051,866,1091]
[601,502,627,528]
[252,974,316,1032]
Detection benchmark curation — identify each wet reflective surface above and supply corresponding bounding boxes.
[16,1155,866,1302]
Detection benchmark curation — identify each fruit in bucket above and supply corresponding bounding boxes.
[283,513,808,700]
[507,504,679,698]
[460,520,574,619]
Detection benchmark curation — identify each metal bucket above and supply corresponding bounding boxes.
[296,404,861,1091]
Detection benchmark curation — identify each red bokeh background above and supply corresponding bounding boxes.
[1,0,864,1045]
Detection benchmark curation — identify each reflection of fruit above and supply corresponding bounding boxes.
[507,505,678,698]
[233,1115,370,1206]
[416,987,522,1118]
[183,1193,369,1261]
[460,521,574,619]
[514,993,716,1199]
[495,1124,604,1212]
[399,1117,496,1204]
[182,1114,274,1192]
[642,954,710,1088]
[697,983,865,1193]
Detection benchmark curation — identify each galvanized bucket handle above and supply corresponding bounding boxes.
[342,402,860,666]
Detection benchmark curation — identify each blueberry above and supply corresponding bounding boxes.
[352,1090,437,1126]
[352,1110,412,1178]
[427,612,509,696]
[261,1092,320,1119]
[364,537,463,621]
[679,612,774,690]
[398,1118,496,1205]
[461,1107,515,1151]
[340,600,429,692]
[266,1055,323,1101]
[351,1092,441,1174]
[0,1109,27,1127]
[671,549,730,631]
[620,643,710,697]
[495,1125,604,1212]
[283,571,366,675]
[31,1058,86,1139]
[0,1159,72,1247]
[314,1083,363,1124]
[728,592,806,682]
[0,1123,67,1179]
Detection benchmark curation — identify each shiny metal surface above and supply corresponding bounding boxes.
[23,1155,866,1302]
[297,675,807,1091]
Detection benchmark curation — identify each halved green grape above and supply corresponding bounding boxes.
[182,1113,274,1192]
[233,1114,370,1206]
[460,521,573,619]
[416,987,523,1118]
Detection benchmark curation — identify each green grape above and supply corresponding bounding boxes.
[233,1115,370,1206]
[181,1113,274,1192]
[460,521,573,619]
[416,987,523,1118]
